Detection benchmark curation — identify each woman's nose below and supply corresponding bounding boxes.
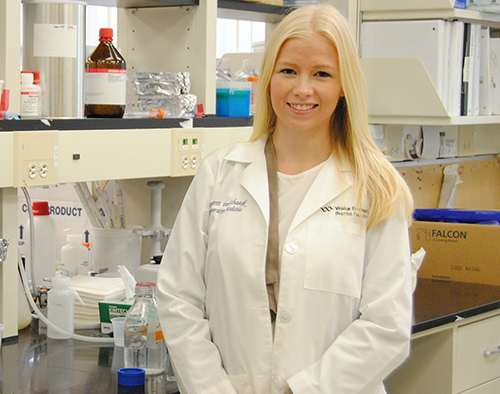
[294,76,313,96]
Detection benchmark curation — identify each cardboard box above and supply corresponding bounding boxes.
[98,298,134,334]
[411,221,500,286]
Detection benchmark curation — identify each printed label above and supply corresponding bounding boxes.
[85,69,127,105]
[33,24,78,58]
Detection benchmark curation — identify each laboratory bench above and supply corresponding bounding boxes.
[0,116,253,131]
[1,279,500,393]
[0,326,179,394]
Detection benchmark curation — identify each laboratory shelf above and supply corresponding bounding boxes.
[360,0,500,24]
[85,0,199,8]
[0,116,253,131]
[218,0,292,15]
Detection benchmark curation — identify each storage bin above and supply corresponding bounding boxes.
[216,82,251,117]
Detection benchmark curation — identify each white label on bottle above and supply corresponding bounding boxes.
[85,69,127,105]
[21,90,39,117]
[33,24,78,58]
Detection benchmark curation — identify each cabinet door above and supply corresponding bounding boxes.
[455,315,500,392]
[460,377,500,394]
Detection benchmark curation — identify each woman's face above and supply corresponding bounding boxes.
[270,32,343,138]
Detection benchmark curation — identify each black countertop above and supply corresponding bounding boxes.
[413,278,500,333]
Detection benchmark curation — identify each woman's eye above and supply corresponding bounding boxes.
[280,68,295,75]
[316,71,332,78]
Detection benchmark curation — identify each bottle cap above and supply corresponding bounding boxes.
[136,282,156,287]
[52,275,71,288]
[33,71,40,85]
[21,72,34,85]
[99,28,113,42]
[117,368,146,387]
[32,201,50,216]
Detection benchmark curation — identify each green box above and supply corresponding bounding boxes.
[98,298,134,334]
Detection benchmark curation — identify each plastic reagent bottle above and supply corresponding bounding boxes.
[25,201,57,291]
[20,71,39,119]
[60,234,88,277]
[85,28,127,118]
[124,282,168,375]
[234,58,259,114]
[216,58,233,82]
[47,275,85,339]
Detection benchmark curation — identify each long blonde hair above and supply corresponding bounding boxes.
[250,4,413,228]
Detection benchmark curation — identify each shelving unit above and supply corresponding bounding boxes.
[360,0,500,126]
[361,0,500,24]
[0,0,299,340]
[359,2,500,392]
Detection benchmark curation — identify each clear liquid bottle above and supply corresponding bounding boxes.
[60,234,88,277]
[85,28,127,118]
[216,58,233,82]
[124,282,168,375]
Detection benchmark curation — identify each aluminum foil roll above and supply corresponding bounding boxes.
[133,72,191,96]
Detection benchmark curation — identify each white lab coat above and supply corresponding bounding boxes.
[157,137,412,394]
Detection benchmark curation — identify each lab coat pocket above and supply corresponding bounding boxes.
[304,221,364,298]
[228,373,253,394]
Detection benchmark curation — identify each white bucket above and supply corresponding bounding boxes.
[90,226,143,274]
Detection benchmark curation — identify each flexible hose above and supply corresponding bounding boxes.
[19,186,114,343]
[20,187,37,294]
[18,253,114,343]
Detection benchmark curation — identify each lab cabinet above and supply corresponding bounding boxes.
[359,1,500,392]
[385,310,500,394]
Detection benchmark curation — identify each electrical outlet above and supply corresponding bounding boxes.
[457,125,476,157]
[14,131,58,186]
[383,125,421,162]
[171,128,205,177]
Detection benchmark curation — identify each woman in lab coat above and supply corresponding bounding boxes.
[157,4,414,394]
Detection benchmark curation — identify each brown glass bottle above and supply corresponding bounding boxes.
[85,28,127,118]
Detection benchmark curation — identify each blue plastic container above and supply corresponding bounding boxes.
[216,82,251,117]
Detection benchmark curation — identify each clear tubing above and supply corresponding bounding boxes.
[20,186,113,343]
[20,187,37,294]
[18,254,114,343]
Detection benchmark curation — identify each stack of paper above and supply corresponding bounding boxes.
[70,275,125,325]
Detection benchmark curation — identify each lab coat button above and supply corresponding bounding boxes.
[285,241,298,254]
[279,311,292,323]
[272,376,280,388]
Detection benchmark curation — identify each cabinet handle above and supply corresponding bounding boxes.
[483,346,500,356]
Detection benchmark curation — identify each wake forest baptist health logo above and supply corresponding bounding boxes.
[321,205,368,218]
[416,227,468,242]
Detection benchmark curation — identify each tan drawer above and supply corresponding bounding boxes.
[460,377,500,394]
[456,315,500,392]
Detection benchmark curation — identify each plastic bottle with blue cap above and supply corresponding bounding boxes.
[117,368,145,394]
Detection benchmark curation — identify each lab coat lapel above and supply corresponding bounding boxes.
[289,156,353,232]
[225,138,270,224]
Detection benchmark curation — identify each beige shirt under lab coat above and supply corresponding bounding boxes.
[157,137,413,394]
